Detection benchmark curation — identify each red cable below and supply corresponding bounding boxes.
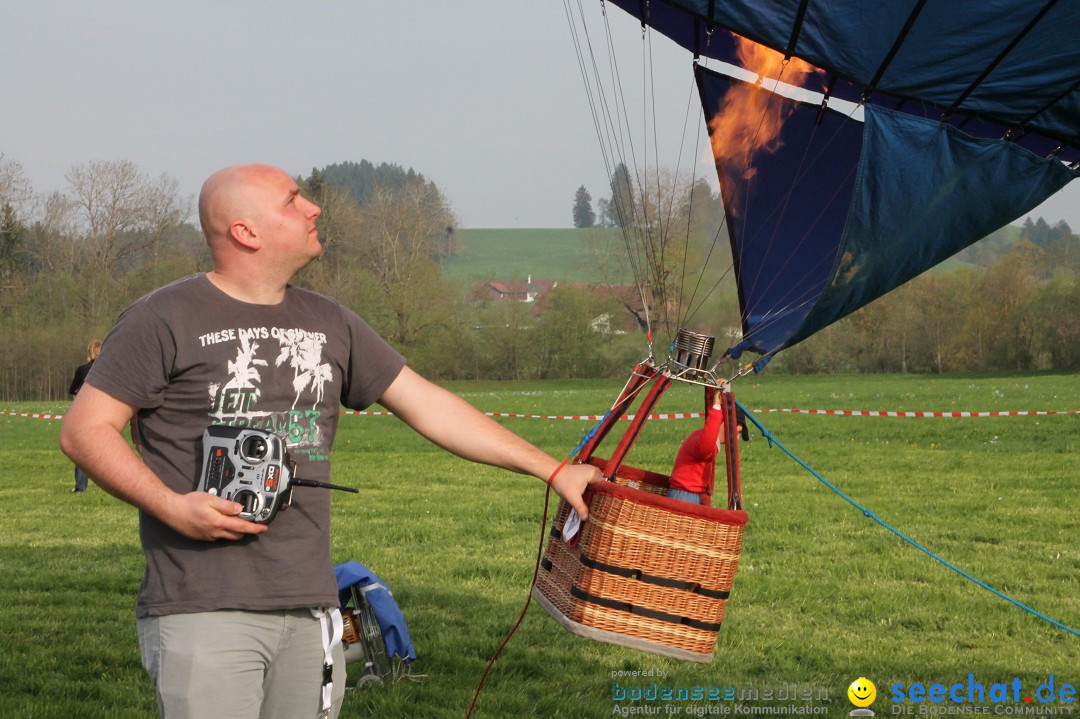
[464,457,572,718]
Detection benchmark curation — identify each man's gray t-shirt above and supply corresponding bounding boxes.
[88,274,406,618]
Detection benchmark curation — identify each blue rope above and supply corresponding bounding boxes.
[570,410,611,459]
[735,400,1080,638]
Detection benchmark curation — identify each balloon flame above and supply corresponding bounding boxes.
[708,35,823,215]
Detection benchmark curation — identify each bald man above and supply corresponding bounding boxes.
[60,164,599,719]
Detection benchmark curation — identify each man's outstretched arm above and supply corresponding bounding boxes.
[377,366,601,519]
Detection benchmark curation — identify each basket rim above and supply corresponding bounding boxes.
[586,480,749,525]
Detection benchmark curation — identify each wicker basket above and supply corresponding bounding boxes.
[533,470,748,663]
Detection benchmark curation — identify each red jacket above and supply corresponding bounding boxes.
[668,406,725,495]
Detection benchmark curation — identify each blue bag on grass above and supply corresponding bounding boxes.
[334,561,417,662]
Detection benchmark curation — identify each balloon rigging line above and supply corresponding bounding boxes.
[596,1,656,335]
[681,254,734,330]
[647,26,700,341]
[636,24,663,336]
[678,51,736,334]
[573,2,868,360]
[640,21,730,343]
[589,4,701,345]
[672,31,726,335]
[563,1,626,236]
[620,22,677,342]
[645,23,696,341]
[648,27,666,241]
[738,401,1080,639]
[677,60,737,333]
[566,0,653,340]
[602,2,649,234]
[572,3,732,348]
[600,1,637,186]
[677,79,723,331]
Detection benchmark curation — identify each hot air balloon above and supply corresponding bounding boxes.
[533,0,1080,662]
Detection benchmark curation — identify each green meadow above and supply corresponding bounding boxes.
[441,228,630,286]
[2,373,1078,718]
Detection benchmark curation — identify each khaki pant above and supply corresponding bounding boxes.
[137,609,346,719]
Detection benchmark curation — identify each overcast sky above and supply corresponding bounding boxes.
[4,0,1079,231]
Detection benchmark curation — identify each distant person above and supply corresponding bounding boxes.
[67,340,101,493]
[59,163,600,719]
[667,392,746,505]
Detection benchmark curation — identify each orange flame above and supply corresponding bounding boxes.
[708,35,823,215]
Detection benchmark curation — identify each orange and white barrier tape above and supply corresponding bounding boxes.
[6,408,1078,422]
[340,410,706,420]
[341,408,1080,419]
[758,408,1080,418]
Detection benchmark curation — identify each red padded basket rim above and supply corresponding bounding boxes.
[585,480,748,526]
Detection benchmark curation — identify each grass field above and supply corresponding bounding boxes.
[442,228,630,287]
[436,225,1018,289]
[2,373,1078,718]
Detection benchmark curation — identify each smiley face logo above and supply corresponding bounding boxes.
[848,677,876,708]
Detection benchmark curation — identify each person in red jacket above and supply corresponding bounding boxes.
[667,393,735,505]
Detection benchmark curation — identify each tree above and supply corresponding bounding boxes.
[572,186,595,228]
[595,198,613,227]
[472,299,535,380]
[0,202,24,279]
[608,163,636,228]
[0,155,32,213]
[681,179,726,236]
[534,286,618,378]
[0,158,31,279]
[25,191,79,275]
[1031,273,1080,369]
[64,160,191,274]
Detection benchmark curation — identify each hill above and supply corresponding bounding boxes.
[440,228,631,286]
[442,223,1032,287]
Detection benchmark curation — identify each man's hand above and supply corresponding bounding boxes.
[61,384,269,542]
[160,491,270,541]
[548,462,603,521]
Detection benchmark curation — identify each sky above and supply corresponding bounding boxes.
[3,0,1079,231]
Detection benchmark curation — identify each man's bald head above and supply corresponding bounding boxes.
[196,164,323,293]
[198,164,280,245]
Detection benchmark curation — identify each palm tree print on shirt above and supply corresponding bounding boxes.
[275,329,333,410]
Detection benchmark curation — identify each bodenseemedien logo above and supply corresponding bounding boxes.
[849,677,877,717]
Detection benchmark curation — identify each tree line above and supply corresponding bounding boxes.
[772,218,1080,375]
[0,154,1077,402]
[573,161,1080,376]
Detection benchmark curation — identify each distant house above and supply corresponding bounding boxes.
[472,275,558,317]
[479,275,558,304]
[472,275,646,332]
